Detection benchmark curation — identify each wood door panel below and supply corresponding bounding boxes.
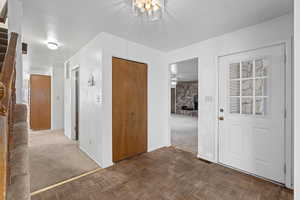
[30,75,51,130]
[112,57,147,162]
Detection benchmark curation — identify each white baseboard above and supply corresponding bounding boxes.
[148,144,168,153]
[197,153,215,163]
[79,146,103,168]
[51,128,64,132]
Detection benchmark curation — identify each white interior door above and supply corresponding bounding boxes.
[218,44,285,183]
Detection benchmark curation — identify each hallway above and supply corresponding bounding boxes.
[171,114,198,154]
[29,130,99,192]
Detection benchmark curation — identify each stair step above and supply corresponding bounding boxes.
[0,32,8,39]
[0,27,8,33]
[0,38,7,46]
[0,44,7,53]
[0,53,5,62]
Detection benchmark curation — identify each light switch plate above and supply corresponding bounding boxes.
[205,96,213,103]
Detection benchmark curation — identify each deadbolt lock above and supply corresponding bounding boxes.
[219,116,224,121]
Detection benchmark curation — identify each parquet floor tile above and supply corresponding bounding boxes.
[31,147,293,200]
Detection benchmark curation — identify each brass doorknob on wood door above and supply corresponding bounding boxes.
[219,116,224,120]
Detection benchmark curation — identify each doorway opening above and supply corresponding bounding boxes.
[169,58,198,155]
[71,68,80,141]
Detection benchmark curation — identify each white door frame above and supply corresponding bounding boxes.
[215,40,293,188]
[167,57,199,153]
[71,66,80,141]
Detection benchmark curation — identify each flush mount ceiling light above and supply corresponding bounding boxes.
[132,0,164,21]
[47,41,59,50]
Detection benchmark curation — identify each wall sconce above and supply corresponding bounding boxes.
[88,74,95,87]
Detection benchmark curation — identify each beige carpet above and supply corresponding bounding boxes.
[171,114,198,154]
[29,130,99,192]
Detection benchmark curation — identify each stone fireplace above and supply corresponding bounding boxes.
[175,81,198,117]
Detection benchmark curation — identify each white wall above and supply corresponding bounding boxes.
[51,66,65,130]
[65,33,168,167]
[8,0,23,103]
[29,67,52,76]
[167,14,293,186]
[64,70,72,138]
[0,0,6,11]
[171,58,198,82]
[294,1,299,199]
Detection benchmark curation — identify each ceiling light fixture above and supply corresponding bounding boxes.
[170,64,178,75]
[132,0,164,21]
[47,41,59,50]
[171,80,177,87]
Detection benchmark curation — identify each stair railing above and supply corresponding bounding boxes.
[0,32,18,200]
[0,1,7,23]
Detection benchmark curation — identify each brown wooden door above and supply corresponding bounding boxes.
[30,75,51,130]
[75,70,79,140]
[171,88,176,114]
[112,57,147,162]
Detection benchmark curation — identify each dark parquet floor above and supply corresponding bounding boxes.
[31,147,293,200]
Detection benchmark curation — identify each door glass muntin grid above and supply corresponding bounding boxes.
[229,58,269,116]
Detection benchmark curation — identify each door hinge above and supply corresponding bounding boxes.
[284,53,287,64]
[284,108,287,119]
[284,163,287,174]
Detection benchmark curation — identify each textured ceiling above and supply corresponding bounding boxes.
[22,0,293,70]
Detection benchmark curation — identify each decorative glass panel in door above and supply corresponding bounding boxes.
[219,44,285,183]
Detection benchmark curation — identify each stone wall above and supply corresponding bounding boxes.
[176,81,198,117]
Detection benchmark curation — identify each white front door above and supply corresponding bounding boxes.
[218,44,286,183]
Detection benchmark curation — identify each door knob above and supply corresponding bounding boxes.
[219,116,224,121]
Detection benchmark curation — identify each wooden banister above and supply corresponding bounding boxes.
[0,32,18,115]
[0,82,4,105]
[0,1,7,23]
[0,32,18,200]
